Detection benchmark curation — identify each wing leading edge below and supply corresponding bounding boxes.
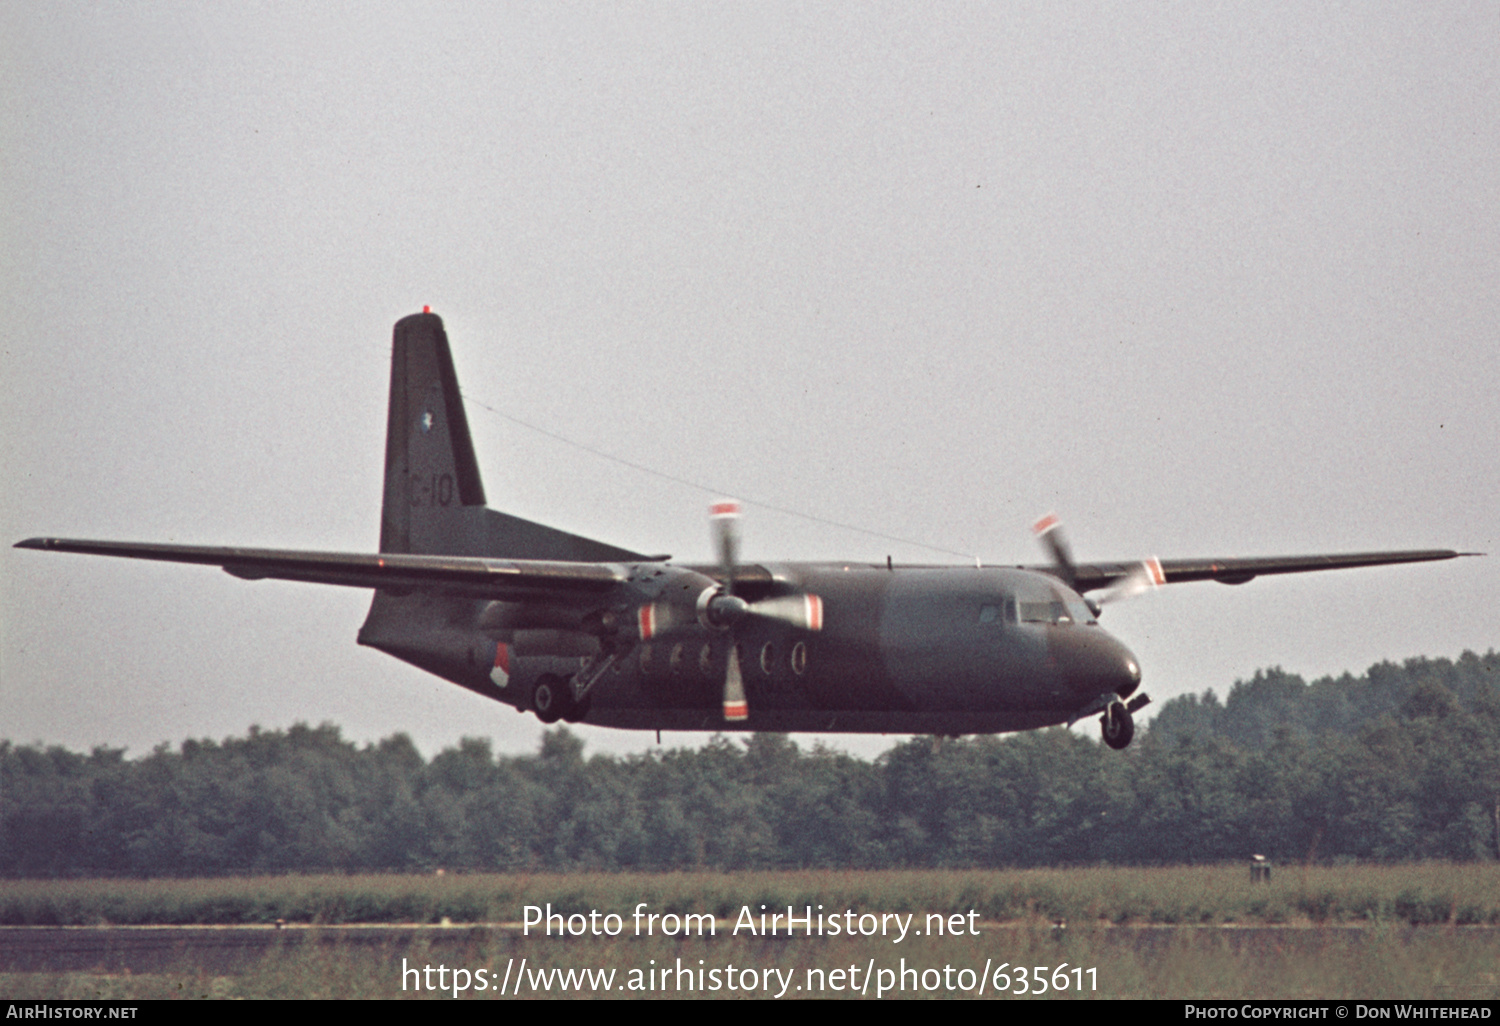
[18,537,1474,599]
[1064,548,1473,593]
[13,537,626,602]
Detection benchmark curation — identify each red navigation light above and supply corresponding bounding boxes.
[422,305,431,313]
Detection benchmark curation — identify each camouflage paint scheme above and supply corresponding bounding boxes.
[17,313,1467,747]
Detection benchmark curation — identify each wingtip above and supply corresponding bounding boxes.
[14,537,51,550]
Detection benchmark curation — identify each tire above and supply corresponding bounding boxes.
[532,675,566,724]
[1101,704,1134,750]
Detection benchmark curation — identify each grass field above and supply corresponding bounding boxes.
[2,923,1497,999]
[3,865,1499,999]
[4,863,1499,927]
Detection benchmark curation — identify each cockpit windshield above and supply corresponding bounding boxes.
[1014,584,1097,626]
[978,580,1098,627]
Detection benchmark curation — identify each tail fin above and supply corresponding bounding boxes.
[377,311,647,562]
[380,313,487,554]
[362,311,644,691]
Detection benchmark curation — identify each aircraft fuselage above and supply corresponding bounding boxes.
[361,561,1142,735]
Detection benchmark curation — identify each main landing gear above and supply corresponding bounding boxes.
[531,647,626,724]
[532,674,592,724]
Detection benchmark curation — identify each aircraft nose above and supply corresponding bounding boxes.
[1116,644,1142,698]
[1053,629,1141,700]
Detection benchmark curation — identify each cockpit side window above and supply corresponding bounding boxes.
[978,598,1020,625]
[1063,594,1097,625]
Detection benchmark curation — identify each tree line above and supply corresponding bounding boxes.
[3,650,1497,876]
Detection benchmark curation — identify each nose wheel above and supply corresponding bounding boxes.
[1100,701,1135,749]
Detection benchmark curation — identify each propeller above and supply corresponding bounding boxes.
[704,501,823,721]
[703,501,751,721]
[635,502,824,722]
[1033,512,1161,612]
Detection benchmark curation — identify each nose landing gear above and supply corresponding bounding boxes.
[1099,693,1151,750]
[1100,703,1134,749]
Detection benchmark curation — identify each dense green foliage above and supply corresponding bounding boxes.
[3,651,1496,875]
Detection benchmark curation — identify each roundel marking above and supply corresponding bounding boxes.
[490,642,511,689]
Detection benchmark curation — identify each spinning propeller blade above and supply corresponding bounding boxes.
[712,499,740,597]
[1032,512,1077,591]
[1096,556,1165,606]
[723,643,748,722]
[1034,513,1161,614]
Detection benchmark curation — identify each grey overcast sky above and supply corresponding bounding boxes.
[2,3,1495,761]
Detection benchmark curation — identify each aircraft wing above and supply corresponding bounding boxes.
[1065,548,1470,593]
[13,537,627,602]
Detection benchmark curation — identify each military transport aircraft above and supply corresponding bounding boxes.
[15,312,1472,749]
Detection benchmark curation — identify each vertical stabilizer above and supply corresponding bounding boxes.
[380,313,486,554]
[361,310,647,689]
[374,311,648,562]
